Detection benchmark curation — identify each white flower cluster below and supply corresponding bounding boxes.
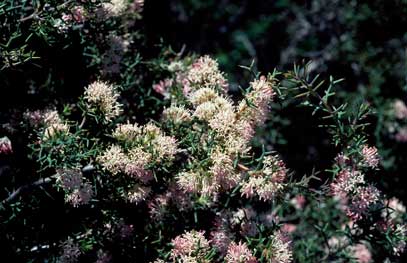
[84,81,122,121]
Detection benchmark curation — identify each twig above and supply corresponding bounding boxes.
[19,12,39,22]
[19,0,74,22]
[1,165,95,205]
[237,163,250,172]
[79,115,86,129]
[2,174,57,205]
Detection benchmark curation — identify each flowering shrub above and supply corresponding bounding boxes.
[1,54,406,262]
[0,1,406,263]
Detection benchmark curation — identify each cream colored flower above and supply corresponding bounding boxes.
[84,81,122,121]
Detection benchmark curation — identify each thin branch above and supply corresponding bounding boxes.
[1,164,96,205]
[19,0,74,22]
[237,163,250,172]
[2,174,57,205]
[79,115,87,129]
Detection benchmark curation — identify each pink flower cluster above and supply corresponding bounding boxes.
[350,243,372,263]
[186,55,228,93]
[237,76,276,127]
[152,78,173,98]
[346,185,380,221]
[56,169,94,207]
[389,100,407,142]
[393,99,407,119]
[225,242,257,263]
[170,230,211,262]
[241,154,288,201]
[395,127,407,142]
[361,145,380,168]
[330,168,380,220]
[59,237,81,263]
[147,183,193,221]
[98,122,178,202]
[266,231,293,263]
[0,136,12,155]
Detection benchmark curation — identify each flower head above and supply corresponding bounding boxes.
[171,230,210,262]
[84,81,122,121]
[102,0,128,17]
[126,185,150,204]
[39,110,69,140]
[210,229,232,256]
[130,0,144,13]
[151,134,178,162]
[395,126,407,142]
[393,99,407,120]
[59,237,81,263]
[262,231,293,263]
[241,154,288,201]
[162,105,192,124]
[210,150,241,190]
[153,78,173,98]
[97,145,127,175]
[330,169,365,198]
[0,136,12,154]
[65,183,94,207]
[383,197,406,222]
[102,35,130,76]
[148,193,170,221]
[56,169,83,192]
[237,76,275,127]
[186,56,228,93]
[350,243,372,263]
[347,185,380,221]
[124,147,153,182]
[188,87,219,106]
[72,6,86,23]
[176,171,208,195]
[361,145,380,168]
[225,242,257,263]
[113,123,141,143]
